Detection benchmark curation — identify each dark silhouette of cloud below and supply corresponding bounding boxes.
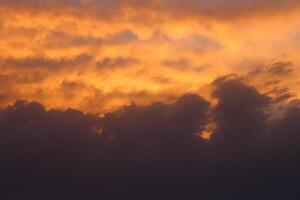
[101,94,210,151]
[271,107,300,151]
[1,78,300,199]
[211,77,270,151]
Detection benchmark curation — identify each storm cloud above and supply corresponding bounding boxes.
[1,78,300,199]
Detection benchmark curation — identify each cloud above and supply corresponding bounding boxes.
[0,94,211,198]
[15,70,48,83]
[268,61,294,76]
[161,57,191,70]
[271,106,300,150]
[0,70,48,84]
[1,1,300,196]
[150,75,172,84]
[96,56,139,70]
[0,94,6,102]
[1,0,299,22]
[42,30,138,49]
[0,54,92,71]
[211,77,271,152]
[266,86,294,103]
[106,30,139,44]
[2,79,300,198]
[60,80,89,100]
[178,33,222,52]
[151,32,222,53]
[0,26,39,39]
[101,94,210,147]
[43,31,103,49]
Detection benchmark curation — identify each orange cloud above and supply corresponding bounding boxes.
[0,0,300,113]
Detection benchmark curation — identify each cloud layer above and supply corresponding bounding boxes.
[1,0,300,21]
[1,78,300,199]
[1,0,300,112]
[1,2,300,197]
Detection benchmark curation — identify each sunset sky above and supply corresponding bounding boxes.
[1,1,300,199]
[1,0,300,113]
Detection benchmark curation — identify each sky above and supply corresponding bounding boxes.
[1,0,300,199]
[1,0,300,113]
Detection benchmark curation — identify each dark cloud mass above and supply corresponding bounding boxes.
[211,77,270,150]
[1,78,300,199]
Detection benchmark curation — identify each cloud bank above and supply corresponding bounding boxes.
[1,78,300,199]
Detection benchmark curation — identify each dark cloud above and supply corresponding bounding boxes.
[271,107,300,150]
[2,79,300,198]
[209,77,300,199]
[0,95,211,198]
[101,94,210,148]
[211,77,270,152]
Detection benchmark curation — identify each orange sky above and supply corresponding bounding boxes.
[0,0,300,113]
